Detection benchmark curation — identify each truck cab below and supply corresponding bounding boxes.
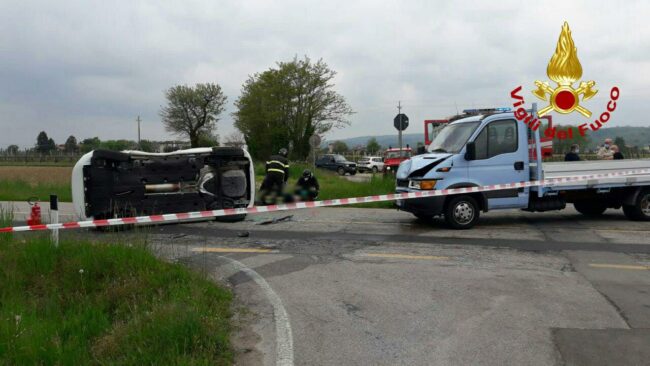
[396,109,536,228]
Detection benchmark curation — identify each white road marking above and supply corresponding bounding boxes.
[218,255,294,366]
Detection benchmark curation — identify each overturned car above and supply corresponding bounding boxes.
[71,147,255,221]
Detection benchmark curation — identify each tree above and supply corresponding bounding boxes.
[80,137,101,153]
[47,138,56,152]
[224,131,246,148]
[139,139,156,152]
[160,83,227,148]
[100,140,135,151]
[64,135,78,154]
[6,145,19,155]
[234,56,353,160]
[366,138,381,155]
[195,132,219,147]
[36,131,52,154]
[332,141,349,154]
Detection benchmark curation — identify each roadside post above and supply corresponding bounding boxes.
[394,102,409,158]
[309,134,321,169]
[50,194,59,246]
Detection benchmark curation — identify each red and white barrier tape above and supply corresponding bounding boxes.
[1,168,649,233]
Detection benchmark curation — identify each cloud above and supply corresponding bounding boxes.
[0,0,648,148]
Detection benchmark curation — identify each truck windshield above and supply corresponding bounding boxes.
[427,121,480,153]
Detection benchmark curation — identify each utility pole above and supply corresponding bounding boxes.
[397,101,403,157]
[136,115,141,150]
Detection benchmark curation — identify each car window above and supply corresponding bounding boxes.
[474,119,518,160]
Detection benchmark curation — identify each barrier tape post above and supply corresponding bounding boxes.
[1,167,649,233]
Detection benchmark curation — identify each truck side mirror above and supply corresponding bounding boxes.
[465,142,476,161]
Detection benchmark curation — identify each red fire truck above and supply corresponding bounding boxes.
[383,147,413,173]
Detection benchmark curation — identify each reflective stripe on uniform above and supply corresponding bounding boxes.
[267,160,289,168]
[268,168,286,174]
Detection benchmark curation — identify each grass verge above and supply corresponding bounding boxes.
[0,230,233,364]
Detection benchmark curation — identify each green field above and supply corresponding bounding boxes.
[0,209,233,364]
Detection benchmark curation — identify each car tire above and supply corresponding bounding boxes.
[444,195,480,229]
[372,166,378,174]
[337,167,345,175]
[622,189,650,221]
[574,201,607,216]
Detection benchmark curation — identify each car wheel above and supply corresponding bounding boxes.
[622,189,650,221]
[574,201,607,216]
[444,195,480,229]
[337,167,345,175]
[372,166,378,174]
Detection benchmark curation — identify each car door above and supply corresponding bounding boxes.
[467,119,529,209]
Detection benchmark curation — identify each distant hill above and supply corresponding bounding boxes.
[588,126,650,149]
[327,126,650,150]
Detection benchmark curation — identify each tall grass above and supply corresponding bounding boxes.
[0,205,13,244]
[0,236,233,364]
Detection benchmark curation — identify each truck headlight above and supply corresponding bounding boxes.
[409,179,437,190]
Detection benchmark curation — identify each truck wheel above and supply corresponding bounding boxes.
[444,195,480,229]
[622,190,650,221]
[573,201,607,216]
[337,167,345,175]
[372,166,378,174]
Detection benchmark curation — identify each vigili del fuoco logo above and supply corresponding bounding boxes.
[510,22,620,140]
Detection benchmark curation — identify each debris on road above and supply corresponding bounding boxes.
[258,215,294,225]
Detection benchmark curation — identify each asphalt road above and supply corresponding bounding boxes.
[145,207,650,366]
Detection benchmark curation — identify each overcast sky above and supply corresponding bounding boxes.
[1,0,649,148]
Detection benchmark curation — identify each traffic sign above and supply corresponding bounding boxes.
[309,134,321,147]
[394,113,409,131]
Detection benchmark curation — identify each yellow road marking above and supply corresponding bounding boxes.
[192,247,273,253]
[588,263,649,271]
[363,253,449,261]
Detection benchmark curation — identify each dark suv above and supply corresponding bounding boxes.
[316,154,357,175]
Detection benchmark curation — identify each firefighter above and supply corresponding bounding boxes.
[294,169,320,201]
[259,148,290,204]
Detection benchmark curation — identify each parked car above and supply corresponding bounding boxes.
[316,154,357,175]
[357,156,385,173]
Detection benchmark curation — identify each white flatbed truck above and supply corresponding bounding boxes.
[396,107,650,229]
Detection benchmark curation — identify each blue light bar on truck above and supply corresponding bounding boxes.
[462,107,511,114]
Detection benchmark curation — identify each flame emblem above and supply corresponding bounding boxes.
[533,22,598,117]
